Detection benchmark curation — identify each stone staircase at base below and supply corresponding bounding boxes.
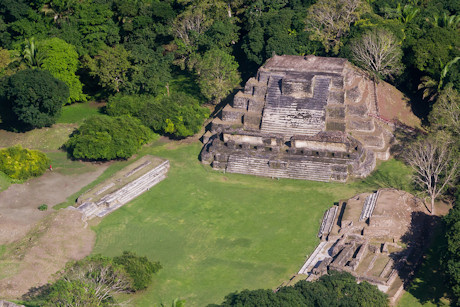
[226,155,338,182]
[298,241,327,275]
[77,160,169,220]
[318,206,339,238]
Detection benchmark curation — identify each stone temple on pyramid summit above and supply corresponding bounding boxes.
[200,55,420,182]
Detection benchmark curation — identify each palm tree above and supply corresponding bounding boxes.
[23,38,45,68]
[418,57,460,101]
[430,13,460,29]
[397,4,420,23]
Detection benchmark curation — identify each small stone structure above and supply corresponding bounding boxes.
[296,189,431,304]
[76,156,169,220]
[201,55,419,182]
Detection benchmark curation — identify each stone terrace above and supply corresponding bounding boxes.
[295,189,431,305]
[76,156,169,220]
[201,55,407,182]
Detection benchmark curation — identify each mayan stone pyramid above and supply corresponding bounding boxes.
[200,55,419,182]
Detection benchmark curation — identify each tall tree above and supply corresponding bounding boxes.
[196,48,241,103]
[429,85,460,136]
[83,44,132,94]
[351,29,403,80]
[0,69,68,130]
[39,37,86,103]
[404,134,459,214]
[305,0,369,54]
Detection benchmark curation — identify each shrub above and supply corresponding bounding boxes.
[107,92,209,138]
[0,145,51,180]
[114,251,162,291]
[66,115,155,160]
[0,69,69,131]
[38,204,48,211]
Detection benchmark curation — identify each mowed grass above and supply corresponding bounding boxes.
[57,102,104,124]
[398,224,451,307]
[92,141,382,306]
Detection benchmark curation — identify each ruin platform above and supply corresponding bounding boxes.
[76,155,169,220]
[296,189,432,305]
[201,55,419,182]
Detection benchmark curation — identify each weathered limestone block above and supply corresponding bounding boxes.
[243,113,262,128]
[258,70,270,83]
[223,133,264,145]
[326,121,346,132]
[253,84,267,96]
[233,93,248,109]
[328,91,345,104]
[331,76,344,90]
[221,106,243,122]
[327,106,346,119]
[244,78,257,95]
[247,98,264,112]
[347,105,368,116]
[346,86,362,103]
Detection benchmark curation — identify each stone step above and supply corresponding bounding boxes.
[298,241,327,275]
[226,156,336,182]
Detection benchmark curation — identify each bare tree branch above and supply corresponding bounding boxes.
[404,135,459,214]
[351,29,403,80]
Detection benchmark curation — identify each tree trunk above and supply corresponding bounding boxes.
[430,196,435,215]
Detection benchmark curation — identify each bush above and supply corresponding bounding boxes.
[0,69,69,131]
[38,204,48,211]
[114,251,162,291]
[65,115,154,160]
[211,271,388,306]
[107,92,209,138]
[0,145,51,180]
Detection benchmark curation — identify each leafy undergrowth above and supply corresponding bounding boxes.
[91,141,407,306]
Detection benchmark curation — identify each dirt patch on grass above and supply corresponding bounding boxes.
[0,209,95,299]
[0,164,108,244]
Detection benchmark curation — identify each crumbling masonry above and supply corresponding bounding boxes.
[201,55,401,182]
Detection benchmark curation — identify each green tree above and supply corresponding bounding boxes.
[0,145,50,180]
[114,251,162,291]
[22,37,45,68]
[305,0,370,54]
[212,271,388,306]
[126,45,173,96]
[0,69,68,130]
[83,44,132,94]
[106,93,209,138]
[0,47,11,75]
[196,48,241,103]
[65,115,154,160]
[39,37,86,103]
[429,85,460,136]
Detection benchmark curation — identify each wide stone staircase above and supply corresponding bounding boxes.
[226,155,338,182]
[261,76,328,136]
[77,160,169,220]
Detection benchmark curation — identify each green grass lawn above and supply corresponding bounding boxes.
[91,141,408,306]
[57,102,104,124]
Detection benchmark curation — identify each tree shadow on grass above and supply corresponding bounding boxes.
[396,211,450,306]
